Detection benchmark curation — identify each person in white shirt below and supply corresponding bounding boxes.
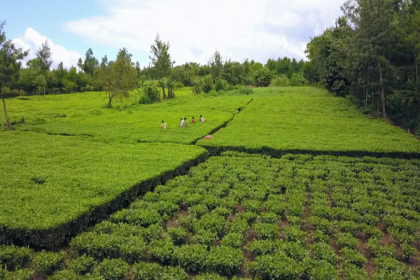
[180,118,184,127]
[161,120,167,129]
[199,115,205,122]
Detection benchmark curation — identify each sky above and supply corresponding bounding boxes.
[1,0,346,69]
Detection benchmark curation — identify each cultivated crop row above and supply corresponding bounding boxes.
[2,151,420,279]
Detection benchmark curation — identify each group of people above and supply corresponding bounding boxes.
[160,115,205,129]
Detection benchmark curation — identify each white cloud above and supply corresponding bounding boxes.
[64,0,345,65]
[12,28,82,70]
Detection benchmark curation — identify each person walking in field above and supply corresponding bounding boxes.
[183,117,188,127]
[161,120,167,129]
[192,116,195,123]
[199,115,205,122]
[180,118,184,127]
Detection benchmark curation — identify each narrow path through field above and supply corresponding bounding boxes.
[190,98,254,145]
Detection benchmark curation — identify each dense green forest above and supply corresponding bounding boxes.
[1,0,420,134]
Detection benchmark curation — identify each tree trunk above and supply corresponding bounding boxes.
[365,89,368,109]
[108,92,113,107]
[162,87,166,100]
[416,56,419,84]
[0,89,11,130]
[377,59,388,121]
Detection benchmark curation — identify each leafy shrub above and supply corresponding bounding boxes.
[253,223,279,240]
[3,269,35,280]
[194,213,226,236]
[145,224,165,242]
[270,75,290,87]
[212,207,231,218]
[222,233,243,248]
[253,68,273,87]
[227,219,249,236]
[290,72,309,86]
[276,241,308,262]
[67,255,95,275]
[189,204,209,218]
[148,239,174,264]
[120,236,147,263]
[260,212,279,224]
[336,232,360,249]
[47,270,78,280]
[401,243,418,262]
[178,216,195,232]
[283,226,308,242]
[242,199,262,212]
[203,75,214,93]
[71,233,122,260]
[215,79,228,92]
[373,256,409,275]
[306,260,338,280]
[0,245,32,270]
[193,229,218,245]
[340,263,369,279]
[168,227,188,245]
[340,248,366,267]
[236,212,258,225]
[310,243,338,265]
[195,272,226,280]
[247,239,276,256]
[172,244,208,272]
[312,230,331,243]
[367,238,396,258]
[139,81,161,104]
[309,216,334,235]
[233,87,254,95]
[131,262,189,280]
[94,258,128,280]
[205,246,244,276]
[32,251,66,276]
[248,253,304,279]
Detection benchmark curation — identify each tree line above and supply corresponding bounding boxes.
[306,0,420,134]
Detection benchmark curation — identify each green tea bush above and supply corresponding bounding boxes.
[221,233,243,248]
[32,251,66,276]
[131,262,188,280]
[67,255,96,275]
[340,263,369,279]
[0,245,32,270]
[248,253,304,279]
[205,246,244,276]
[227,219,249,236]
[172,244,208,272]
[253,223,279,240]
[47,270,78,280]
[276,242,308,262]
[148,239,174,264]
[168,227,188,245]
[335,232,360,249]
[260,212,279,224]
[94,258,128,280]
[309,260,339,280]
[120,236,147,263]
[71,233,122,260]
[283,226,308,242]
[194,272,226,280]
[3,269,35,280]
[309,243,338,266]
[340,248,366,267]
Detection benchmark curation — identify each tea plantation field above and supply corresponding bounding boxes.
[0,132,207,247]
[2,152,420,279]
[0,91,251,144]
[197,87,420,155]
[1,86,420,279]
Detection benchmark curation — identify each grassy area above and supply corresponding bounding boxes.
[2,152,420,279]
[0,131,207,247]
[1,91,251,144]
[197,87,420,154]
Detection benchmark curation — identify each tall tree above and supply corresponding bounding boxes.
[36,40,52,96]
[0,21,28,130]
[149,34,174,99]
[209,50,223,84]
[83,48,98,77]
[99,48,137,106]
